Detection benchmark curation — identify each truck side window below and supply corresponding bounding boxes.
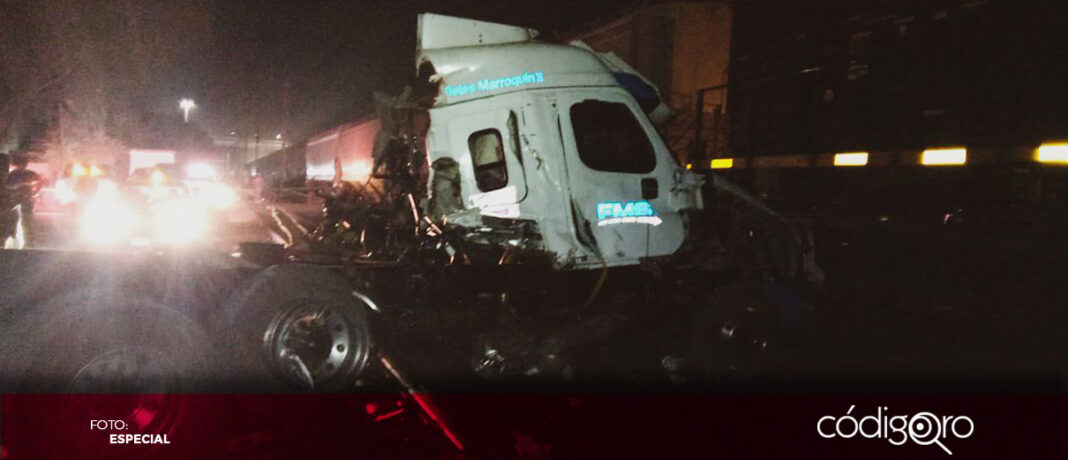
[468,129,509,192]
[570,100,656,174]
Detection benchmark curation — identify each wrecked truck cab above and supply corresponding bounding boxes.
[416,14,704,270]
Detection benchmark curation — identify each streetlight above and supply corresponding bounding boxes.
[179,98,196,123]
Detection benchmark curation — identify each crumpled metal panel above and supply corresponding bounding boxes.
[428,158,462,219]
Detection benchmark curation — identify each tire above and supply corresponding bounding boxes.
[690,284,781,379]
[0,289,213,393]
[224,264,373,392]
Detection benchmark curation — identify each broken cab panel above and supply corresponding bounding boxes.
[428,101,528,221]
[556,89,687,268]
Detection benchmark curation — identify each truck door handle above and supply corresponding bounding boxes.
[641,178,658,199]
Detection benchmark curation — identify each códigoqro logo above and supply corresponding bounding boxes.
[818,405,974,455]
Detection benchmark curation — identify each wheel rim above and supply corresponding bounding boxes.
[264,301,367,390]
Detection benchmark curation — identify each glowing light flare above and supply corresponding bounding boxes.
[186,162,217,180]
[154,199,208,245]
[921,148,967,166]
[834,152,869,167]
[80,199,136,245]
[150,170,166,187]
[197,183,238,210]
[94,179,120,201]
[72,164,88,177]
[55,179,78,204]
[1036,143,1068,164]
[710,158,734,169]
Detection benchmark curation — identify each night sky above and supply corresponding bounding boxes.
[194,0,628,141]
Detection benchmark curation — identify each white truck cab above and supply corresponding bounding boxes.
[417,14,703,269]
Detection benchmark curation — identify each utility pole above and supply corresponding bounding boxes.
[282,76,290,150]
[56,101,67,171]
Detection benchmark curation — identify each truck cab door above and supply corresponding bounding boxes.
[428,104,528,218]
[556,89,686,267]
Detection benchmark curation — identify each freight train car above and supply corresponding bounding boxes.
[305,118,381,185]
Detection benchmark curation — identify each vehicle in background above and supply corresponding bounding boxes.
[128,148,176,176]
[130,162,238,211]
[40,162,218,248]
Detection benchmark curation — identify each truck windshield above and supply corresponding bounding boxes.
[570,100,656,174]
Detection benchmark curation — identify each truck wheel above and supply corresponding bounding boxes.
[226,264,372,392]
[690,284,780,379]
[0,290,213,393]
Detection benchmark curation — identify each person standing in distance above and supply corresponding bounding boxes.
[7,154,41,247]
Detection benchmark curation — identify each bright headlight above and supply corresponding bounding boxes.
[198,183,237,210]
[186,162,218,180]
[80,199,136,245]
[155,199,208,244]
[95,179,120,200]
[55,179,78,205]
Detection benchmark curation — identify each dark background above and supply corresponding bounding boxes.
[0,0,624,150]
[728,0,1068,157]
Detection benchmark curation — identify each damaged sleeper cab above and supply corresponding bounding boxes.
[417,14,703,270]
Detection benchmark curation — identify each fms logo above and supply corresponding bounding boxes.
[595,200,662,227]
